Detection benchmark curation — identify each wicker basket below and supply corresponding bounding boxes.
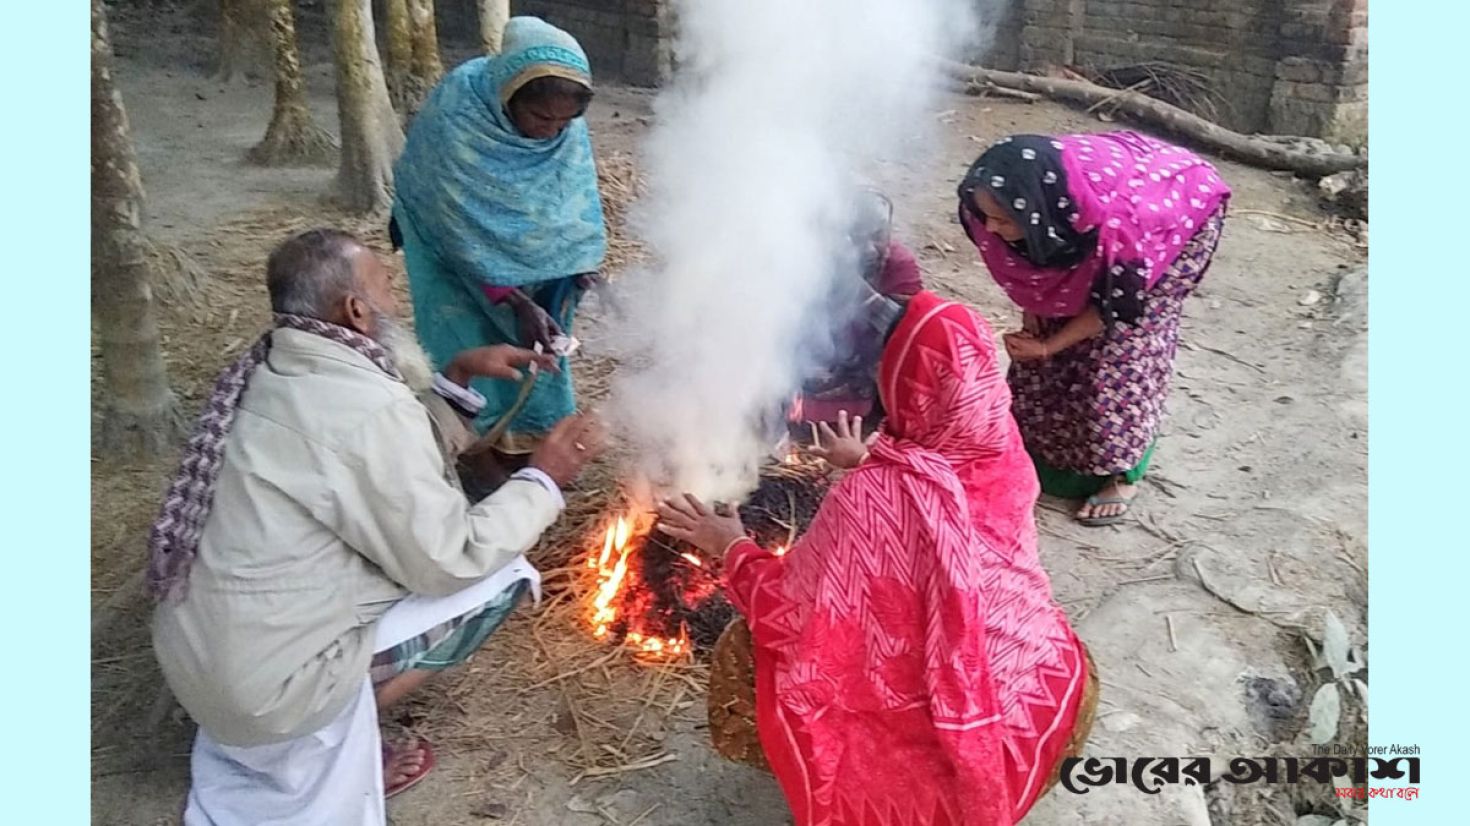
[706,618,770,772]
[1037,645,1101,799]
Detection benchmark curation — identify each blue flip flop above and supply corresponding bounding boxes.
[1077,494,1134,527]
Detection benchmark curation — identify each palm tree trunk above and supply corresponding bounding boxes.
[478,0,509,55]
[332,0,405,213]
[408,0,443,85]
[91,0,184,456]
[215,0,268,83]
[249,0,337,165]
[384,0,414,115]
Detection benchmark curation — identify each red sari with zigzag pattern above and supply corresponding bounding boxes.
[726,291,1087,825]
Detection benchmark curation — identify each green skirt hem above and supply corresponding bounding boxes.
[1030,442,1156,499]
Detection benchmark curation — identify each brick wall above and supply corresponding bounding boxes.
[1267,0,1367,141]
[461,0,1365,142]
[1016,0,1367,142]
[974,0,1026,71]
[446,0,674,85]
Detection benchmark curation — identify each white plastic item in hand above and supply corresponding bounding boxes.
[550,335,581,357]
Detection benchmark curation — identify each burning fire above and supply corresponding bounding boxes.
[585,512,693,657]
[581,472,812,659]
[787,393,805,423]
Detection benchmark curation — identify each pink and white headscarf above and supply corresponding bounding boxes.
[958,132,1231,318]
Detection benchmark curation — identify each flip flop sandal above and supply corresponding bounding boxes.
[1077,494,1135,527]
[384,739,436,800]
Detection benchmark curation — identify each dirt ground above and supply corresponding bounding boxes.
[92,7,1367,825]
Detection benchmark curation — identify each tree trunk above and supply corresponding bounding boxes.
[215,0,270,83]
[389,0,442,120]
[92,0,185,456]
[384,0,414,113]
[941,61,1367,178]
[332,0,405,213]
[408,0,443,85]
[249,0,337,165]
[478,0,509,55]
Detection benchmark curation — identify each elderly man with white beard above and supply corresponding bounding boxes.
[148,229,608,825]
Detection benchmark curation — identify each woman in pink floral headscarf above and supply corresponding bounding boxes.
[958,132,1231,525]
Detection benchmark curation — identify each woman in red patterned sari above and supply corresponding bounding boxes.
[658,290,1097,825]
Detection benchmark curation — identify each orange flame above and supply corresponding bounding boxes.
[587,517,632,639]
[584,511,691,657]
[773,544,789,557]
[787,393,805,423]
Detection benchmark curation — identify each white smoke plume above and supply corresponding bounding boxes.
[610,0,976,503]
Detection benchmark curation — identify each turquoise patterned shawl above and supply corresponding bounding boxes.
[392,17,607,287]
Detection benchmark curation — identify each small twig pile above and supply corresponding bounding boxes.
[1076,61,1230,124]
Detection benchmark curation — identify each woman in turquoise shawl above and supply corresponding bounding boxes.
[391,17,607,472]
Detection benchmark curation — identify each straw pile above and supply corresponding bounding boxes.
[597,150,649,274]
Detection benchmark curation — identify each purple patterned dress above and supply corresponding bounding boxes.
[1009,211,1224,475]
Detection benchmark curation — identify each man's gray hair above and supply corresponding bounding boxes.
[266,228,365,318]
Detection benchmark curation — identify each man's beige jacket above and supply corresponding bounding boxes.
[153,328,561,746]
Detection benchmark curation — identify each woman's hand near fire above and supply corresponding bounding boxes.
[656,494,747,559]
[810,410,871,470]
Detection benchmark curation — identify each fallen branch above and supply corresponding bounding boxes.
[966,81,1040,103]
[1086,79,1150,115]
[939,61,1365,177]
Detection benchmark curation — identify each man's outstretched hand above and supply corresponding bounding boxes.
[529,413,608,486]
[445,345,559,385]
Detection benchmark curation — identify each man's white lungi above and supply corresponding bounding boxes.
[182,559,539,825]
